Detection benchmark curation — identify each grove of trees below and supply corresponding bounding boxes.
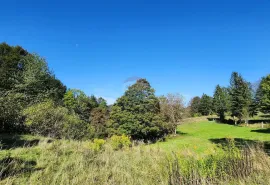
[1,42,270,141]
[189,71,270,124]
[0,43,186,141]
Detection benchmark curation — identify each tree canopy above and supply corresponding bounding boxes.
[213,85,230,121]
[108,79,169,141]
[257,74,270,113]
[229,72,252,123]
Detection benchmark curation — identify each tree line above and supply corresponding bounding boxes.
[0,43,186,141]
[1,43,269,141]
[189,72,270,124]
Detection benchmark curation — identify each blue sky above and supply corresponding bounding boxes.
[1,0,269,104]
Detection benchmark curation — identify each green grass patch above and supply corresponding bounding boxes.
[154,121,270,156]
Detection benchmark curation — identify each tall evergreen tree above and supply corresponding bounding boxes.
[198,94,213,116]
[213,85,230,121]
[257,74,270,113]
[189,96,201,117]
[229,72,252,124]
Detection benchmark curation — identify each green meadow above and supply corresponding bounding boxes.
[154,121,270,155]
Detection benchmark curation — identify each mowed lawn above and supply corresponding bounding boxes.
[153,121,270,155]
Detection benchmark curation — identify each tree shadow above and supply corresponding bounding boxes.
[0,135,40,150]
[251,128,270,134]
[176,131,188,135]
[260,115,270,118]
[209,138,270,156]
[0,157,43,180]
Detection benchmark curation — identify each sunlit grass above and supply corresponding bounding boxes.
[153,121,270,155]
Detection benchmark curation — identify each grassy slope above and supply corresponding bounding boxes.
[154,121,270,155]
[0,121,270,184]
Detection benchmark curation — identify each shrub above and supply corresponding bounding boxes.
[91,139,106,152]
[110,135,131,150]
[23,100,90,139]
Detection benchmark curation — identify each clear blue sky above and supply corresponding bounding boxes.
[1,0,269,104]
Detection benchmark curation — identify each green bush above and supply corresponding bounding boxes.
[91,139,106,152]
[23,100,90,139]
[110,135,131,150]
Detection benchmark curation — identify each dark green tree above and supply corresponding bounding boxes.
[257,75,270,113]
[229,72,252,124]
[189,96,201,117]
[108,79,169,141]
[198,94,213,116]
[0,43,66,132]
[213,85,230,121]
[0,42,28,92]
[249,81,261,117]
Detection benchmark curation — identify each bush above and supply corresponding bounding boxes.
[110,135,131,150]
[23,100,90,139]
[91,139,106,152]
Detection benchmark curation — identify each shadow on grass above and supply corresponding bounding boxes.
[176,131,188,135]
[251,128,270,134]
[260,115,270,118]
[212,118,270,125]
[0,135,40,150]
[209,138,270,156]
[0,157,43,180]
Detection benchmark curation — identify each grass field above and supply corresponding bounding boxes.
[0,121,270,184]
[154,121,270,155]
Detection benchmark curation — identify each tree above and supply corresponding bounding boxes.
[257,74,270,113]
[0,42,28,92]
[0,93,26,132]
[0,43,66,132]
[23,100,90,139]
[198,94,213,116]
[189,96,201,117]
[159,93,185,135]
[16,54,66,104]
[63,89,95,122]
[229,72,252,124]
[108,79,169,141]
[213,85,230,121]
[249,80,261,117]
[90,107,109,138]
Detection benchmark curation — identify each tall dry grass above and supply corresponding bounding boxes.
[1,139,270,185]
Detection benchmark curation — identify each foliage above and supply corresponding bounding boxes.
[108,79,171,141]
[159,93,185,134]
[0,93,26,133]
[90,107,109,138]
[63,89,93,122]
[23,100,89,139]
[189,96,201,117]
[16,54,66,104]
[198,94,213,116]
[0,134,269,185]
[0,43,66,132]
[0,42,28,91]
[229,72,252,123]
[109,135,132,150]
[257,74,270,113]
[89,139,106,152]
[213,85,230,121]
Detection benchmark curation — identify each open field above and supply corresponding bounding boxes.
[154,121,270,155]
[1,121,270,185]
